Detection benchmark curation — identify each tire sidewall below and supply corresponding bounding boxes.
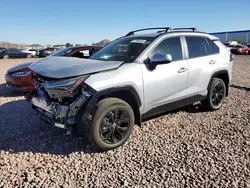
[3,55,9,59]
[91,101,135,150]
[208,79,226,110]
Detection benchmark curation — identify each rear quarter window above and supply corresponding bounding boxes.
[205,38,220,54]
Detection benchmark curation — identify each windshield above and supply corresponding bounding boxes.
[51,47,74,57]
[89,36,155,62]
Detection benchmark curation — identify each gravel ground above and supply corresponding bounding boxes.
[0,56,250,187]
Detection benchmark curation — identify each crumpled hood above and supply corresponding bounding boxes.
[8,62,33,73]
[28,56,124,79]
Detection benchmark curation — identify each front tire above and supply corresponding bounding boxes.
[3,55,9,59]
[202,78,226,111]
[89,98,135,151]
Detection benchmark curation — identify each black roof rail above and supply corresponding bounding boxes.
[126,27,173,36]
[172,27,198,32]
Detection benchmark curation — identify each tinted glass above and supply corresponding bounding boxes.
[8,49,15,52]
[71,49,91,58]
[205,38,219,54]
[51,47,74,56]
[150,37,183,61]
[89,37,154,62]
[186,36,207,58]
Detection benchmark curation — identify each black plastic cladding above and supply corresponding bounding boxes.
[207,70,230,96]
[126,27,198,36]
[76,85,142,136]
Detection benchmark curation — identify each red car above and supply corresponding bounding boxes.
[5,45,102,92]
[230,44,249,55]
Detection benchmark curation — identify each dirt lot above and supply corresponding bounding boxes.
[0,56,250,187]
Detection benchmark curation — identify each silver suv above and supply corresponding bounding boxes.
[26,27,234,151]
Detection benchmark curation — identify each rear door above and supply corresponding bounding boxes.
[184,36,220,98]
[8,49,16,58]
[16,49,24,58]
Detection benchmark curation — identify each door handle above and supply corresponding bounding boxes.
[178,67,188,73]
[209,60,216,65]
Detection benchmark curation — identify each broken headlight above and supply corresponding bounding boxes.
[11,71,31,77]
[43,75,89,99]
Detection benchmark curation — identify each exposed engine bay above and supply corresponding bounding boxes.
[26,73,96,129]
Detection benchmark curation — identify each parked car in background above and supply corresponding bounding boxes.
[230,44,249,54]
[38,48,59,57]
[21,49,37,56]
[0,48,33,59]
[247,43,250,54]
[5,45,102,92]
[51,45,102,58]
[224,41,238,46]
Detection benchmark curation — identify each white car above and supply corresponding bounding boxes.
[21,49,37,56]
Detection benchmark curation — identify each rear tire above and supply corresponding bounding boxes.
[202,78,226,111]
[78,98,135,151]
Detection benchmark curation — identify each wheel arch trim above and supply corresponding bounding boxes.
[207,70,230,96]
[76,85,142,136]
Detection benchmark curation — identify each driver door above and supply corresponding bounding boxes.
[140,36,189,114]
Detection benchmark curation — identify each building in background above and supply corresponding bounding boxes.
[210,30,250,44]
[26,44,44,49]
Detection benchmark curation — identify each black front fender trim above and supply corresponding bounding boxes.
[75,85,142,137]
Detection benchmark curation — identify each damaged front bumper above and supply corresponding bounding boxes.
[27,82,93,130]
[31,89,91,129]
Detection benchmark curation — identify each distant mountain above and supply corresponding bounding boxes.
[92,39,110,46]
[0,42,24,49]
[28,44,43,48]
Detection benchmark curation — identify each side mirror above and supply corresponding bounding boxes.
[149,53,172,70]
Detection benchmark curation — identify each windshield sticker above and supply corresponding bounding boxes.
[130,39,147,44]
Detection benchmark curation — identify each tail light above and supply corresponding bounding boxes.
[230,53,234,61]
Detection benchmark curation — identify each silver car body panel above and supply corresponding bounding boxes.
[30,31,233,124]
[28,56,124,79]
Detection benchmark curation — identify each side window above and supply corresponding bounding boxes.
[185,36,207,58]
[150,37,183,61]
[71,49,90,58]
[205,38,219,54]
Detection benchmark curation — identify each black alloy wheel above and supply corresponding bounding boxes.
[86,97,135,151]
[202,78,226,111]
[211,81,225,108]
[99,108,130,144]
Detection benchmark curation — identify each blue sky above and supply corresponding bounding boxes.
[0,0,249,45]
